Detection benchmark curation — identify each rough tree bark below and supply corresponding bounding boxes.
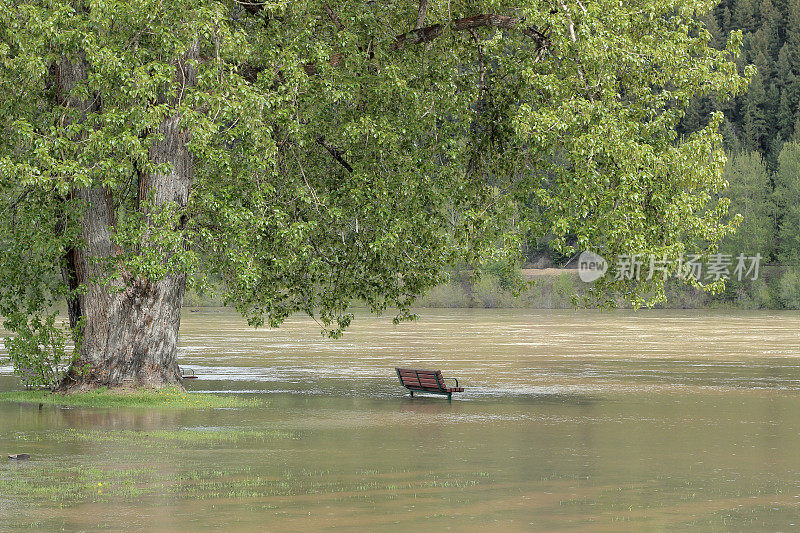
[57,45,198,391]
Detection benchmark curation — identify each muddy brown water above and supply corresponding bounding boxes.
[2,308,800,531]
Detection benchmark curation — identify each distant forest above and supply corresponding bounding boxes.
[681,0,800,307]
[685,0,799,163]
[524,0,800,309]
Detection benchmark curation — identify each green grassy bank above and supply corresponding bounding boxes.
[0,387,261,409]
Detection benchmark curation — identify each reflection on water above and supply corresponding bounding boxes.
[2,308,800,530]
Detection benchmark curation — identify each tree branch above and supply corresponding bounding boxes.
[415,0,429,30]
[322,2,345,31]
[558,0,578,43]
[393,14,550,52]
[234,0,265,15]
[316,136,354,173]
[558,0,587,86]
[468,29,485,92]
[237,13,550,81]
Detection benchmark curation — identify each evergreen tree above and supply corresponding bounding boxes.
[744,75,768,151]
[734,0,759,33]
[776,43,793,85]
[700,10,726,49]
[787,1,800,65]
[722,151,776,258]
[774,141,800,262]
[720,6,733,33]
[760,0,782,56]
[777,90,794,139]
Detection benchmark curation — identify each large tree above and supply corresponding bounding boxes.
[0,0,747,390]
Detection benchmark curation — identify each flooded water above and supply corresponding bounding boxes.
[2,308,800,530]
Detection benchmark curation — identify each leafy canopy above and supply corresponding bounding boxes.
[0,0,747,381]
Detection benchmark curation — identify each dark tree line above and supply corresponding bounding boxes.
[644,1,800,307]
[680,0,800,166]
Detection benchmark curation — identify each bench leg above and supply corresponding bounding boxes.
[409,390,414,397]
[447,393,452,401]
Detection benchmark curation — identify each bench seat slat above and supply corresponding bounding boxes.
[410,376,440,382]
[405,386,462,392]
[395,367,463,398]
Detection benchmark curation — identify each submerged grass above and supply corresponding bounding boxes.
[15,427,295,446]
[0,460,488,507]
[0,387,262,409]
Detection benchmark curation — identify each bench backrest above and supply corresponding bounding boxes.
[396,368,446,391]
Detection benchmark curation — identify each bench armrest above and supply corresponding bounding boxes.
[444,377,459,388]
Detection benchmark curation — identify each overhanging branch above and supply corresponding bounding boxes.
[393,14,550,51]
[237,12,550,81]
[297,14,549,77]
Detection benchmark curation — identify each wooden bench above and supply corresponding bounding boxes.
[395,368,464,400]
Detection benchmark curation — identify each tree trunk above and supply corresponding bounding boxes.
[57,46,197,391]
[59,268,188,390]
